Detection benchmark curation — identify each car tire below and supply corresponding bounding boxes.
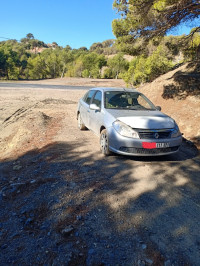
[78,113,86,130]
[100,129,111,156]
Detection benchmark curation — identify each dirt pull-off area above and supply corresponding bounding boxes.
[0,74,200,265]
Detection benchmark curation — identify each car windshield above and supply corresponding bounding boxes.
[104,91,156,110]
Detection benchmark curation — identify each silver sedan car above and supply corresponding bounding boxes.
[77,87,182,156]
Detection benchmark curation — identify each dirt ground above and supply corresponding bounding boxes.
[0,76,200,265]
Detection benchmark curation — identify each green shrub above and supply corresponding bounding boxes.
[82,69,90,78]
[90,68,100,78]
[124,46,174,86]
[102,68,113,79]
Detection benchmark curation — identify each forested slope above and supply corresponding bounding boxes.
[1,31,200,87]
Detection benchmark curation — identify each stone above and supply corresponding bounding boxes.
[142,244,147,249]
[145,258,153,264]
[76,215,83,221]
[138,260,146,266]
[61,225,74,236]
[88,248,95,255]
[164,260,171,266]
[13,165,22,171]
[1,244,8,249]
[25,218,33,226]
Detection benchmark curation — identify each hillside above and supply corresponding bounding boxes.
[139,63,200,148]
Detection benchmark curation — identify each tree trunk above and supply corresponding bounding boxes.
[61,65,65,78]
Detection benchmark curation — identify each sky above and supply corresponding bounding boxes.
[0,0,118,49]
[0,0,197,49]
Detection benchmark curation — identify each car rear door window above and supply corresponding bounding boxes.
[91,91,102,108]
[85,90,96,104]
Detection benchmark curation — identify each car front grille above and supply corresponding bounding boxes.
[135,129,172,139]
[119,146,179,154]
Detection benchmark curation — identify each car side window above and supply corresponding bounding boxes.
[82,91,89,102]
[91,91,102,108]
[84,90,96,104]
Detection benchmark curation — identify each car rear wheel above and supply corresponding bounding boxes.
[100,129,110,156]
[78,113,86,130]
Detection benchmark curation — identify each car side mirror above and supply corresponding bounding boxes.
[156,106,161,111]
[90,103,100,111]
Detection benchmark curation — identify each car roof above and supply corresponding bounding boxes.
[89,87,138,92]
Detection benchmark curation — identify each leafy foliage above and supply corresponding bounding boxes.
[113,0,200,40]
[89,39,117,55]
[123,45,174,86]
[0,35,109,80]
[106,53,129,79]
[0,44,21,79]
[183,31,200,59]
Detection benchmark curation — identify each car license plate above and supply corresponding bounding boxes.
[142,142,170,149]
[156,143,170,148]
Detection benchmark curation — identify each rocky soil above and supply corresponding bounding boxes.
[0,73,200,265]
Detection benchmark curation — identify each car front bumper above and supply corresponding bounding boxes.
[108,127,182,156]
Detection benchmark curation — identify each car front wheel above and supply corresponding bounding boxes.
[100,129,110,156]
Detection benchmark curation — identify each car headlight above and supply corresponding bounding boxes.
[113,120,139,138]
[171,124,181,138]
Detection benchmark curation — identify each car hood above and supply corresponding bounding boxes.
[106,109,175,129]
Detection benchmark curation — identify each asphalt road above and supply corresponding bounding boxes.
[0,82,91,90]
